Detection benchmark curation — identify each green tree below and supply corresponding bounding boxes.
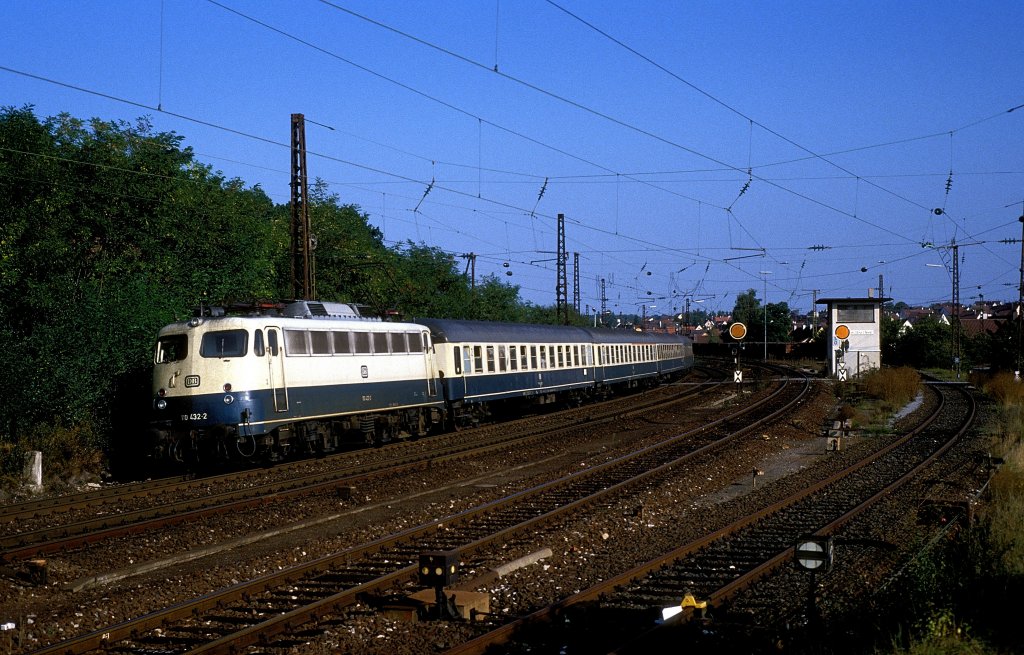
[889,317,951,369]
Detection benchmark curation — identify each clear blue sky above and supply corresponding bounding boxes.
[3,1,1023,318]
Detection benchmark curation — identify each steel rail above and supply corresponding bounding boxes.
[23,367,792,655]
[443,382,973,655]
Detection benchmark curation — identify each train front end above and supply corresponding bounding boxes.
[150,314,269,463]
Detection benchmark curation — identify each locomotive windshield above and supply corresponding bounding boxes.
[200,329,248,358]
[155,334,188,363]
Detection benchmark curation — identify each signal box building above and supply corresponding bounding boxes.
[815,296,889,381]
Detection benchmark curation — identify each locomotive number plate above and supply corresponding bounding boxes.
[184,375,200,388]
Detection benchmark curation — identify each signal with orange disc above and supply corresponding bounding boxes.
[729,322,748,340]
[835,324,850,340]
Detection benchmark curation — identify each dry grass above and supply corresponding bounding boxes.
[862,367,922,411]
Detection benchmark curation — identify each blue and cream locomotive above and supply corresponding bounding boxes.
[149,301,694,462]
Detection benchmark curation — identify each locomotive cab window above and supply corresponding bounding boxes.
[373,332,389,354]
[156,334,188,363]
[201,329,248,358]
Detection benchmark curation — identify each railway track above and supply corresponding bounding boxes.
[19,366,804,654]
[444,380,978,654]
[1,368,725,563]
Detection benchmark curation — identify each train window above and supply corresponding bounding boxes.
[453,346,462,374]
[268,329,279,356]
[530,346,538,369]
[486,346,496,372]
[311,331,332,355]
[254,330,265,357]
[539,346,547,369]
[520,346,528,370]
[409,332,424,352]
[463,347,473,373]
[557,346,564,368]
[156,334,188,363]
[509,346,518,371]
[373,332,389,354]
[284,330,308,356]
[353,332,371,354]
[498,345,507,372]
[585,345,593,366]
[333,331,353,354]
[473,346,483,372]
[201,329,248,358]
[392,333,408,354]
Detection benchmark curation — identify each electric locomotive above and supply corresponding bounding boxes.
[149,301,444,462]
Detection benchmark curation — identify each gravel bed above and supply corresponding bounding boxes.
[0,377,841,654]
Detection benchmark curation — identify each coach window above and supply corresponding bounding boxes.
[311,331,332,355]
[509,345,518,371]
[498,345,507,372]
[556,346,564,368]
[537,346,546,369]
[530,346,538,369]
[473,346,484,372]
[484,346,494,372]
[521,346,529,370]
[453,346,463,374]
[463,346,473,373]
[353,331,371,354]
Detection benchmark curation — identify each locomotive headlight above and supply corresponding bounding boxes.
[188,317,203,328]
[223,383,232,392]
[223,394,234,405]
[155,399,168,410]
[157,388,167,397]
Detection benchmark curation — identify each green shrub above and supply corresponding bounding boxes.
[22,420,107,483]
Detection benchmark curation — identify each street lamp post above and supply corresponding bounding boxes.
[760,271,772,360]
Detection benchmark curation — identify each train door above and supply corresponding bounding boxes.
[422,331,439,398]
[266,327,288,412]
